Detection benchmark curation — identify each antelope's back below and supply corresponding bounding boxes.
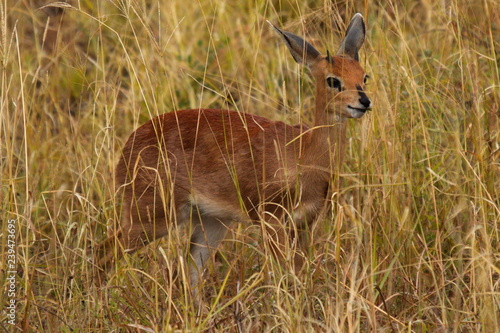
[116,109,307,221]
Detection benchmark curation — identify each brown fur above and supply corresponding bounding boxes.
[96,14,371,304]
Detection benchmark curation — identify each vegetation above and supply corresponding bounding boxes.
[1,0,498,331]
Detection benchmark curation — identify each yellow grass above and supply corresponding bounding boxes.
[1,0,499,331]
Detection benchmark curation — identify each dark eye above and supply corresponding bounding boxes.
[326,77,342,90]
[364,75,369,84]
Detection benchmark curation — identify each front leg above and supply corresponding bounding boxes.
[263,200,324,273]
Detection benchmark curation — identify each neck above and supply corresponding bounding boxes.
[301,83,348,173]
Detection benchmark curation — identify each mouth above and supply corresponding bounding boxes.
[348,106,370,112]
[347,105,371,118]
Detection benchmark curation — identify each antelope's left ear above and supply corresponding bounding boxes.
[337,13,366,61]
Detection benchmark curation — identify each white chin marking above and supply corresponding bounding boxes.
[349,109,366,118]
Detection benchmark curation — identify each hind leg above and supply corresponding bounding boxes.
[188,215,231,304]
[95,204,169,285]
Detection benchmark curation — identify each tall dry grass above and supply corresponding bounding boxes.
[1,0,499,331]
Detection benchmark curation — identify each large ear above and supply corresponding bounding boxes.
[268,21,321,67]
[337,13,365,61]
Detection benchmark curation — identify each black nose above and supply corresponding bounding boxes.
[359,93,371,108]
[356,85,371,109]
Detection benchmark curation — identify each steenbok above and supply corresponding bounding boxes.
[97,13,371,303]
